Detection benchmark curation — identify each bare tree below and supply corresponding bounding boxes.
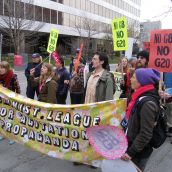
[0,0,44,54]
[74,15,101,61]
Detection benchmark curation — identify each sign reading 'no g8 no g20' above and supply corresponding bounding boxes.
[112,17,128,51]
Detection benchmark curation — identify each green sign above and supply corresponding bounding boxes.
[47,28,59,53]
[112,17,128,51]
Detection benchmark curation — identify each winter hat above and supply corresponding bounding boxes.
[137,50,149,61]
[32,53,40,58]
[135,68,160,86]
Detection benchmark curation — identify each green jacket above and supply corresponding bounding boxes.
[86,70,114,102]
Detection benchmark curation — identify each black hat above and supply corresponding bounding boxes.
[137,51,149,61]
[32,53,40,58]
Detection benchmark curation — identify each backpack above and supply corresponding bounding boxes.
[136,96,167,149]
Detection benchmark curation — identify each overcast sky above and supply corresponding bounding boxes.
[140,0,172,29]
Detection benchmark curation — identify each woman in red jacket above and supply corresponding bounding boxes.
[0,61,21,144]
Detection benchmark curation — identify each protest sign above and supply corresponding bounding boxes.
[47,28,59,53]
[51,51,60,65]
[111,72,124,99]
[149,29,172,72]
[86,126,127,160]
[112,17,128,51]
[0,86,126,166]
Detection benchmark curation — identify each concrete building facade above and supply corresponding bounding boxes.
[0,0,141,55]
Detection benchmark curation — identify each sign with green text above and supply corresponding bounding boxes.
[112,17,128,51]
[47,28,59,53]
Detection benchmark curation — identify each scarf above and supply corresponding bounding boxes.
[125,84,154,120]
[0,70,13,88]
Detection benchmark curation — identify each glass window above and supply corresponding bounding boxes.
[58,11,63,25]
[35,6,42,22]
[58,0,63,4]
[43,8,50,23]
[15,1,24,18]
[99,5,103,16]
[95,4,99,15]
[0,0,3,15]
[4,0,14,16]
[51,10,57,24]
[25,4,34,20]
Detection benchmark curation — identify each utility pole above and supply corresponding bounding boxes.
[0,34,3,62]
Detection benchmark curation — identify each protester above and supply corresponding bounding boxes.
[25,53,42,99]
[116,57,131,98]
[121,68,160,171]
[163,72,172,136]
[55,56,70,104]
[85,52,114,103]
[136,50,149,69]
[29,63,58,104]
[0,61,21,145]
[70,56,84,104]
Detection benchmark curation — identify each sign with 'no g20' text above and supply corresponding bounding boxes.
[47,28,59,53]
[149,29,172,72]
[112,17,128,51]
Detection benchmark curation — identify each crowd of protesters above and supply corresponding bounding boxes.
[0,49,172,171]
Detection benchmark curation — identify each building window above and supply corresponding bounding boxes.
[25,4,34,20]
[0,0,3,15]
[43,8,50,23]
[51,10,57,24]
[58,11,63,25]
[58,0,63,4]
[4,0,14,16]
[35,6,42,22]
[15,1,24,18]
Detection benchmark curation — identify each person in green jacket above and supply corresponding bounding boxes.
[85,52,114,103]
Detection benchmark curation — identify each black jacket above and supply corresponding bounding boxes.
[127,89,160,159]
[25,62,42,81]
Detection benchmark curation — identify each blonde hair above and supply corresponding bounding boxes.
[39,63,54,83]
[0,61,10,71]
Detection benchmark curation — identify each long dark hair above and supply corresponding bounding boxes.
[94,52,110,70]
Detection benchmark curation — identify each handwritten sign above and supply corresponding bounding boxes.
[112,17,128,51]
[149,29,172,72]
[47,28,59,53]
[86,126,128,160]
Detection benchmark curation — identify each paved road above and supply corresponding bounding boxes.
[1,66,172,172]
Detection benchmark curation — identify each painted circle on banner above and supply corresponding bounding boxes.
[86,126,128,160]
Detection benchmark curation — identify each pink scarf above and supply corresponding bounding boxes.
[126,84,154,120]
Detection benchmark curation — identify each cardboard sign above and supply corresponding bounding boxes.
[86,126,128,160]
[112,17,128,51]
[149,29,172,72]
[47,28,59,53]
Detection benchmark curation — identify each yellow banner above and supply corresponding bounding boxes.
[0,86,126,166]
[47,28,59,53]
[112,17,128,51]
